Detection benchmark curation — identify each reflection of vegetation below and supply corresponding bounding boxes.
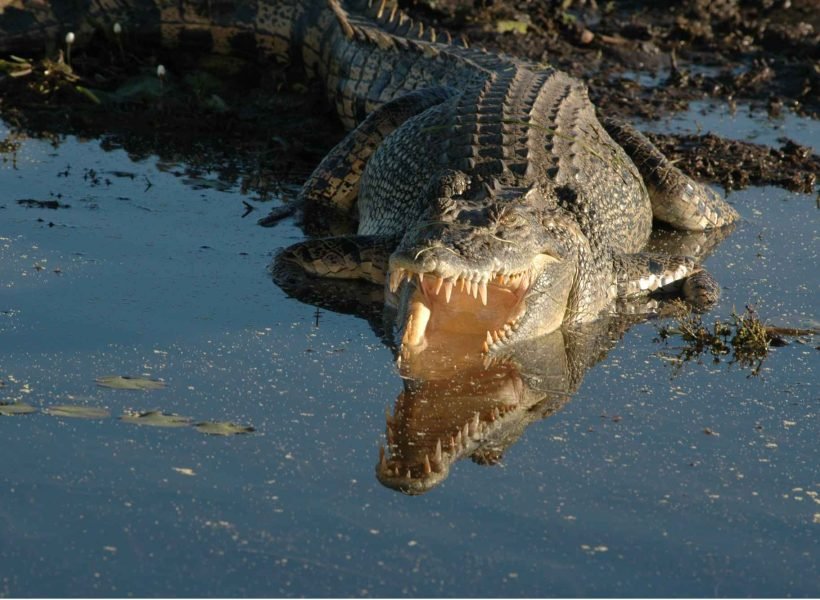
[96,375,166,390]
[0,377,253,435]
[0,401,37,416]
[120,410,192,428]
[193,421,255,436]
[43,404,111,419]
[1,42,338,203]
[656,302,817,375]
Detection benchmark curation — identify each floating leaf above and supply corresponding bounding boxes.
[194,421,255,436]
[96,375,166,390]
[120,410,191,428]
[0,402,37,416]
[43,405,110,419]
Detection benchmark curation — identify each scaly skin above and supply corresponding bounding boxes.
[0,0,739,356]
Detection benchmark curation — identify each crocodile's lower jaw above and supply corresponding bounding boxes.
[398,276,528,357]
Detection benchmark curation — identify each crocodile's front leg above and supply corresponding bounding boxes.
[602,118,739,231]
[276,234,398,284]
[259,87,456,232]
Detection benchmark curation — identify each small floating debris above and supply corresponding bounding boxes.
[119,410,191,428]
[17,198,69,209]
[43,405,110,419]
[96,375,166,390]
[193,421,255,436]
[0,402,37,416]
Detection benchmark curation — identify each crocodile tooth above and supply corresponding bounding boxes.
[463,422,470,440]
[455,430,462,448]
[387,425,395,445]
[485,331,493,346]
[478,279,488,305]
[459,276,467,293]
[417,272,424,285]
[405,470,412,479]
[435,439,443,463]
[423,454,432,474]
[493,407,501,420]
[482,340,489,354]
[389,269,402,293]
[402,299,431,347]
[491,329,500,343]
[450,435,457,453]
[444,278,454,302]
[405,270,413,283]
[434,275,444,296]
[473,412,480,431]
[379,445,387,468]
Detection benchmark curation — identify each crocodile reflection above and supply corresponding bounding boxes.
[378,321,626,494]
[273,227,733,494]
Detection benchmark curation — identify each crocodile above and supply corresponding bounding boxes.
[0,0,738,356]
[272,226,733,494]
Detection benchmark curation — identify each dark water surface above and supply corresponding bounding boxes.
[0,110,817,597]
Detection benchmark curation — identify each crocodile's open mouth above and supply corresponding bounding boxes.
[389,254,556,354]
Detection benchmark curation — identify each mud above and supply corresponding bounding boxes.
[0,0,817,197]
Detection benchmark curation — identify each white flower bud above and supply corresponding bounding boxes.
[156,64,166,78]
[65,32,75,45]
[113,22,122,35]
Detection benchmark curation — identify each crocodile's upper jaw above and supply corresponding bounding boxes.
[390,253,560,356]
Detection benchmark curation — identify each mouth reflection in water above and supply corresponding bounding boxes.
[377,317,633,494]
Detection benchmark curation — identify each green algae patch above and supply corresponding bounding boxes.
[96,375,166,390]
[0,402,37,416]
[194,421,255,436]
[120,410,192,428]
[43,405,110,419]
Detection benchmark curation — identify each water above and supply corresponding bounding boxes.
[0,110,817,596]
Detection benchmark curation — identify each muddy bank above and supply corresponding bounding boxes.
[1,0,817,197]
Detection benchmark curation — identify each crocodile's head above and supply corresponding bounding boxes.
[389,181,578,357]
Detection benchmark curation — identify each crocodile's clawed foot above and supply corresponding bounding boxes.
[681,269,721,312]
